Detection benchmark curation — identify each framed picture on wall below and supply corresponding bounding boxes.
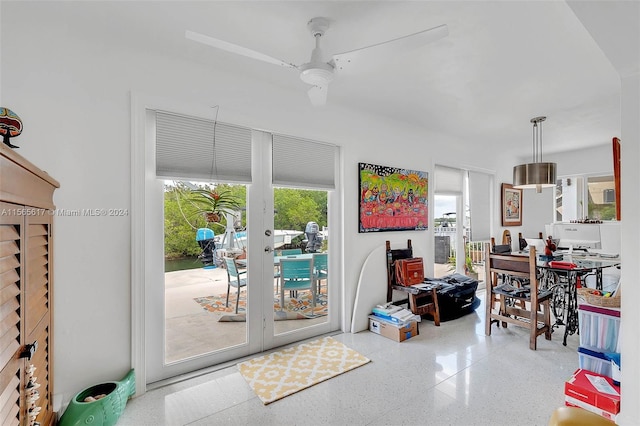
[358,162,428,232]
[501,183,522,226]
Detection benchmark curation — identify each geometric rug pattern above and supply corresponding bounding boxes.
[194,289,328,318]
[237,336,371,404]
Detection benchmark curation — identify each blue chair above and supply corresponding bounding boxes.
[275,249,302,294]
[313,253,328,295]
[280,248,303,256]
[223,257,247,313]
[279,258,315,311]
[273,252,281,294]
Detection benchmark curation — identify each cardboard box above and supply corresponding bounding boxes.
[565,396,618,422]
[368,316,418,342]
[565,369,620,415]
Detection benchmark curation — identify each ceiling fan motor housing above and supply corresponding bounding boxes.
[299,62,334,86]
[307,17,330,37]
[299,17,334,87]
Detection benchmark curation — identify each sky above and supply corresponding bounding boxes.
[434,195,457,220]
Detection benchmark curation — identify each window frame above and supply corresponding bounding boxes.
[555,173,617,222]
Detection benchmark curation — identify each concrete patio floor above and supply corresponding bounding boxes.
[163,262,484,363]
[164,266,327,363]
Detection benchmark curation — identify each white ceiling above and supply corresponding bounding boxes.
[60,1,639,158]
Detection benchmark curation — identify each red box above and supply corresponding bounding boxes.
[565,396,618,422]
[564,369,620,414]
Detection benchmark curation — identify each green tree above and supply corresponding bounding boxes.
[164,186,202,258]
[164,182,328,259]
[274,188,325,230]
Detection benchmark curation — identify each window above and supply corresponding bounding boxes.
[555,175,616,222]
[587,176,616,220]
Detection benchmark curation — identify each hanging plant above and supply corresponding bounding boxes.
[189,188,242,223]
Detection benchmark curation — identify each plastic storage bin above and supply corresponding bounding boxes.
[578,347,616,378]
[578,303,621,353]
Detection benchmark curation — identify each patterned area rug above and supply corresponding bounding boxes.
[237,336,371,404]
[194,289,327,319]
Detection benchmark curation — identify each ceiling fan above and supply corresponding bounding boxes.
[186,17,448,106]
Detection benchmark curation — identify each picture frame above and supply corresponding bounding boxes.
[358,162,428,233]
[501,183,522,226]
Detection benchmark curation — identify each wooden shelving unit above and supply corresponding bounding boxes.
[1,145,59,426]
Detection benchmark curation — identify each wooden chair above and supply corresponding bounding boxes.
[518,231,544,251]
[502,229,512,245]
[488,235,516,311]
[385,240,440,325]
[484,243,553,350]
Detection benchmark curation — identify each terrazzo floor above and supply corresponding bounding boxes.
[118,290,579,426]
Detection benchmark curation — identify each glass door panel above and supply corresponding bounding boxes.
[145,124,337,384]
[163,181,248,363]
[434,195,457,278]
[271,187,329,336]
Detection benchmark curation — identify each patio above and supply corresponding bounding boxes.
[164,262,483,363]
[164,266,327,363]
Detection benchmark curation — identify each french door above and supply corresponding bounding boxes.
[136,102,337,387]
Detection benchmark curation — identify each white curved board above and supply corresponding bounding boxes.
[351,244,426,333]
[351,246,387,333]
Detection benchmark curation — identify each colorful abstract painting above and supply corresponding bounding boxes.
[359,162,428,232]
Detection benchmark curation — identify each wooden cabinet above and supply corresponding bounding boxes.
[1,145,59,426]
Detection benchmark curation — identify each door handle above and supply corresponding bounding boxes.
[265,246,273,253]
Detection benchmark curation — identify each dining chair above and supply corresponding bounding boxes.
[280,248,303,256]
[279,258,315,311]
[273,251,281,294]
[312,252,328,295]
[484,244,553,350]
[223,257,247,313]
[277,248,303,295]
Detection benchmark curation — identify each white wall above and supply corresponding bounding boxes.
[618,72,640,425]
[547,143,613,177]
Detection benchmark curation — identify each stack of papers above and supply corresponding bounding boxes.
[371,305,420,324]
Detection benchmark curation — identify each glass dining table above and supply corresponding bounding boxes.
[235,252,315,267]
[532,253,620,345]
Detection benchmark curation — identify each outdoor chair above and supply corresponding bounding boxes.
[277,249,303,295]
[279,258,316,311]
[313,252,328,296]
[223,257,247,313]
[280,248,303,256]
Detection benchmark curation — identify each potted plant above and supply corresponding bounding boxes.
[464,255,478,279]
[447,244,478,279]
[189,188,241,223]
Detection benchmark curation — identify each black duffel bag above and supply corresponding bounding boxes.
[424,273,480,322]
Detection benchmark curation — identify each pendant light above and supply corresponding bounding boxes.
[513,116,557,193]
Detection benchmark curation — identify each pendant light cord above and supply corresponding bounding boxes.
[531,116,546,163]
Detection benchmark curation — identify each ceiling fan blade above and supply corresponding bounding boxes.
[332,24,449,74]
[185,30,298,69]
[307,85,328,107]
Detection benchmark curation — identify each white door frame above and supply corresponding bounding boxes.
[131,93,341,395]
